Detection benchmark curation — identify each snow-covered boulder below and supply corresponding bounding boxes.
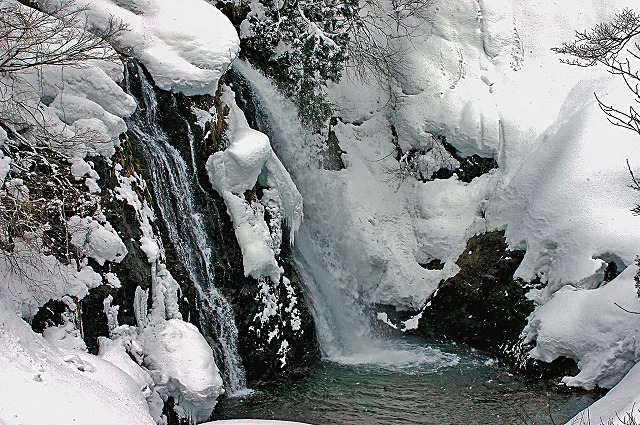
[68,215,128,266]
[142,319,224,423]
[523,264,640,390]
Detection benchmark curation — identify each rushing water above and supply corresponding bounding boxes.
[212,338,599,425]
[123,63,247,394]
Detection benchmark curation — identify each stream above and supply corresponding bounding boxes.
[211,338,598,425]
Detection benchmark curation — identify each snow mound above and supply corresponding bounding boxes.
[142,319,224,423]
[0,298,156,425]
[0,242,104,319]
[569,361,640,425]
[487,78,640,300]
[68,215,128,266]
[50,0,240,95]
[523,264,640,390]
[207,85,303,281]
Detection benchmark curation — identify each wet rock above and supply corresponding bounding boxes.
[419,230,534,362]
[31,300,67,333]
[123,60,320,384]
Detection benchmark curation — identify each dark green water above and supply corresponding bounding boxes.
[212,339,599,425]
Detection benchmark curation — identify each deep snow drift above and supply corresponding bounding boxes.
[43,0,240,96]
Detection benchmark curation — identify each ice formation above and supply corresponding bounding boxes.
[207,85,303,282]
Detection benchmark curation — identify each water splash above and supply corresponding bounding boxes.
[123,63,247,395]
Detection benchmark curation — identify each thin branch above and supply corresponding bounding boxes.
[614,302,640,315]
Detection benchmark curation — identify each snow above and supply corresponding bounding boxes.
[569,361,640,425]
[142,319,224,423]
[207,85,303,281]
[45,0,240,96]
[68,215,128,266]
[0,297,156,425]
[0,242,104,319]
[523,264,640,390]
[0,0,136,158]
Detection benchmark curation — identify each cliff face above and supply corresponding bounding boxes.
[118,60,320,385]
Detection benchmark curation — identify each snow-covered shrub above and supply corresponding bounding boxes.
[221,0,434,130]
[0,0,126,148]
[224,0,352,130]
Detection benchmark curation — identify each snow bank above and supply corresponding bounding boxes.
[487,79,640,299]
[207,85,303,281]
[0,242,104,319]
[47,0,240,96]
[0,0,136,157]
[308,0,640,312]
[569,361,640,425]
[142,319,224,423]
[0,298,156,425]
[523,265,640,390]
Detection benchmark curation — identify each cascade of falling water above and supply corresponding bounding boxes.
[123,63,247,394]
[230,62,374,359]
[232,61,458,368]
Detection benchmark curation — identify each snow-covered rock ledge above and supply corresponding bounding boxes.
[42,0,240,96]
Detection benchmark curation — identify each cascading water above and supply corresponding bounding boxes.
[231,61,455,368]
[123,63,247,394]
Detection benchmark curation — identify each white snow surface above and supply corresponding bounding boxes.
[319,0,640,309]
[524,264,640,391]
[46,0,240,95]
[569,361,640,425]
[68,215,128,266]
[207,86,303,281]
[0,297,156,425]
[142,319,224,423]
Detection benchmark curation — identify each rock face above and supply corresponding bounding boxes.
[122,60,320,384]
[419,231,533,360]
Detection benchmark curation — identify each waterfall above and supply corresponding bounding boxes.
[123,63,247,394]
[232,61,460,369]
[230,61,374,360]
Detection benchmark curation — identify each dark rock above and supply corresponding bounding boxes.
[431,137,498,183]
[419,259,445,270]
[91,151,155,327]
[31,300,67,333]
[419,230,534,362]
[81,285,114,354]
[319,117,346,171]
